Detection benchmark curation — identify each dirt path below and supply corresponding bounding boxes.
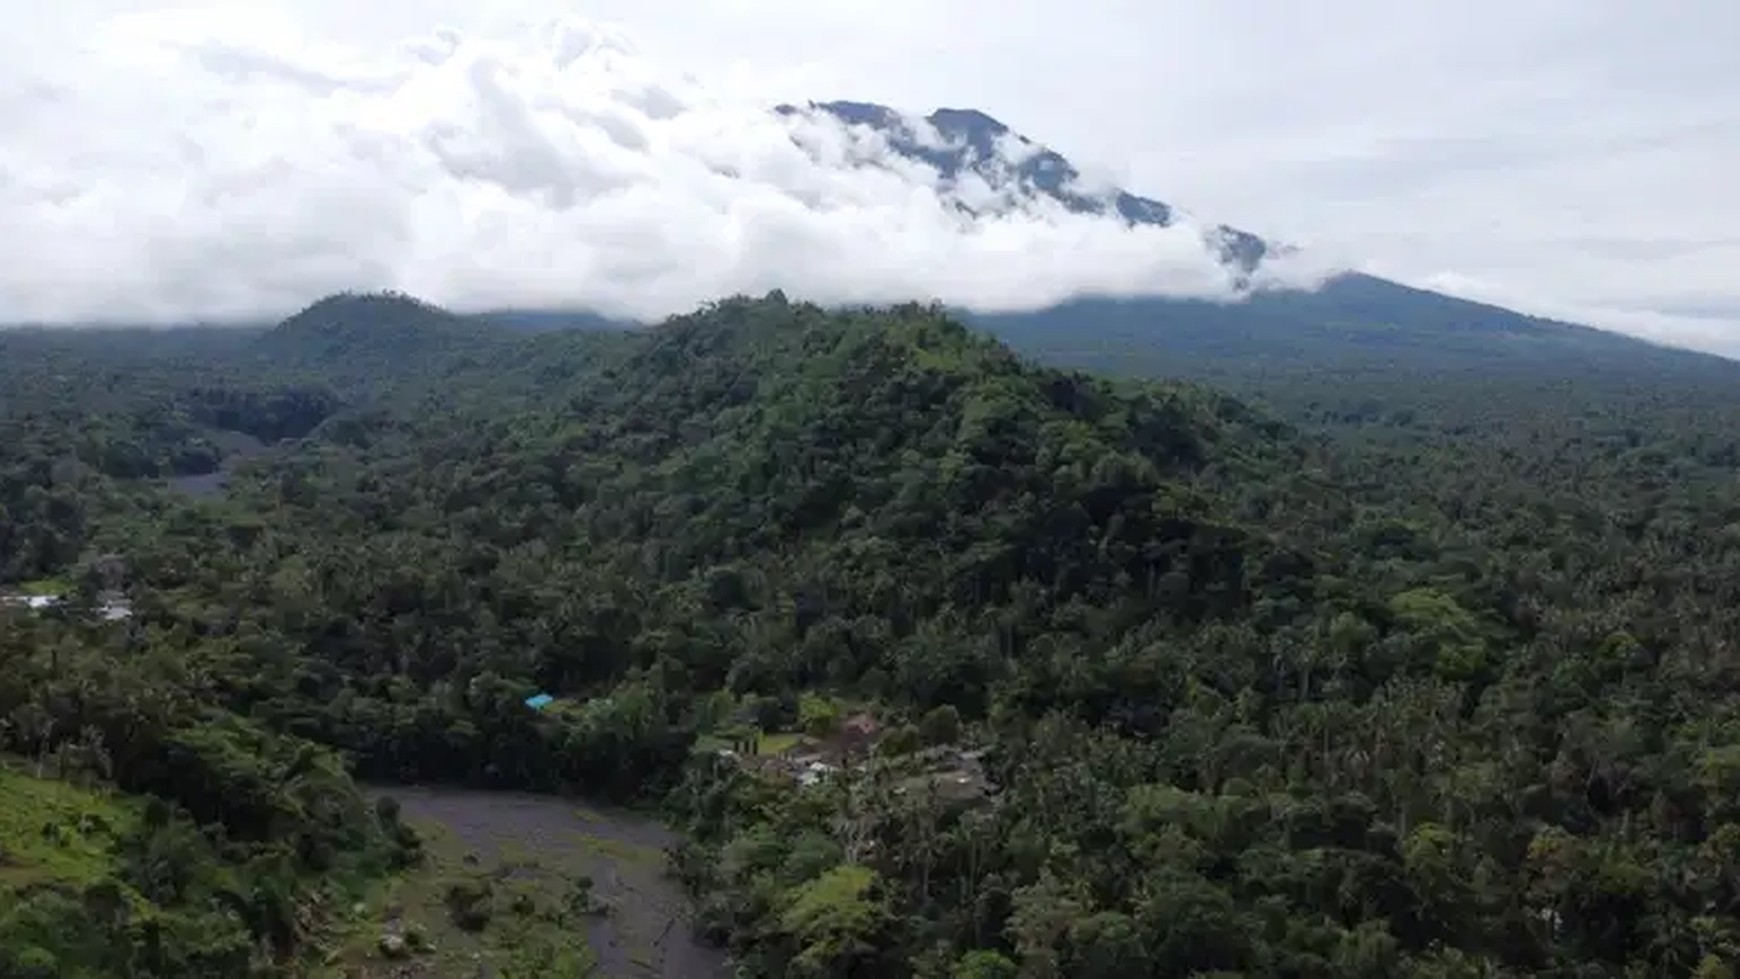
[376,786,729,979]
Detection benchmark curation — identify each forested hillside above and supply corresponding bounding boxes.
[6,292,1740,976]
[969,273,1734,388]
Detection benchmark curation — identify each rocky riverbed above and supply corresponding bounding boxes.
[365,786,728,979]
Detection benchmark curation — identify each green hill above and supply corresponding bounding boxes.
[6,292,1740,975]
[249,291,501,378]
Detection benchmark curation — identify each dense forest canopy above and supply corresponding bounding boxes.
[5,290,1740,977]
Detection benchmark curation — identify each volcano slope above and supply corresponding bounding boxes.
[9,293,1740,976]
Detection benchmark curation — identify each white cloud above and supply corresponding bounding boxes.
[0,5,1292,326]
[7,0,1734,353]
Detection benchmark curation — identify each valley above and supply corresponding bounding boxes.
[5,291,1740,977]
[3,1,1735,974]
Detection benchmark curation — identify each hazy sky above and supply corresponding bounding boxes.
[6,1,1738,352]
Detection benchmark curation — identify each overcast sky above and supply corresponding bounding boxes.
[6,1,1738,353]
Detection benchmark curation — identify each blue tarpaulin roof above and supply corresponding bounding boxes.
[524,693,555,710]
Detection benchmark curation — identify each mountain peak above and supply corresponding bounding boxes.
[288,291,451,323]
[924,107,1011,136]
[254,291,489,373]
[783,99,1272,275]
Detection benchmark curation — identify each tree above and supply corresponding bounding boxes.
[778,864,893,977]
[920,704,963,746]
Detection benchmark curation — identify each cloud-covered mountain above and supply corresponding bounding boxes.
[5,10,1728,377]
[743,99,1736,378]
[776,100,1280,271]
[0,13,1329,329]
[777,100,1277,276]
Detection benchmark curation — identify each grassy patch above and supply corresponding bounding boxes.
[757,731,804,756]
[0,764,151,977]
[695,729,807,759]
[0,764,136,889]
[14,578,70,597]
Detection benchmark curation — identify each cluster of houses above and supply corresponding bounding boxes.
[894,746,996,805]
[0,555,135,622]
[715,710,999,807]
[0,591,133,621]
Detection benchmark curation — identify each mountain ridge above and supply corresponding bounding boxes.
[776,98,1734,379]
[24,99,1726,384]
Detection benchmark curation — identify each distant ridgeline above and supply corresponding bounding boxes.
[770,99,1734,388]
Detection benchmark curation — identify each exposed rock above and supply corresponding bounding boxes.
[378,932,411,960]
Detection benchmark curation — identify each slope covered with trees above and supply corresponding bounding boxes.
[5,292,1740,976]
[969,273,1735,388]
[0,599,421,976]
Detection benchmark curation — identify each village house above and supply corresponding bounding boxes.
[894,746,998,808]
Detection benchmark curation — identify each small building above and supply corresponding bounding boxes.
[0,591,132,621]
[892,747,999,808]
[796,760,837,787]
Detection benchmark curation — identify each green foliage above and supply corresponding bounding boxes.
[919,704,963,746]
[1387,587,1490,680]
[953,949,1018,978]
[0,758,405,976]
[798,692,844,738]
[443,875,496,932]
[778,864,892,976]
[0,767,137,887]
[497,920,597,978]
[8,289,1740,976]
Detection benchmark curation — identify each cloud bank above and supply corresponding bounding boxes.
[0,9,1321,326]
